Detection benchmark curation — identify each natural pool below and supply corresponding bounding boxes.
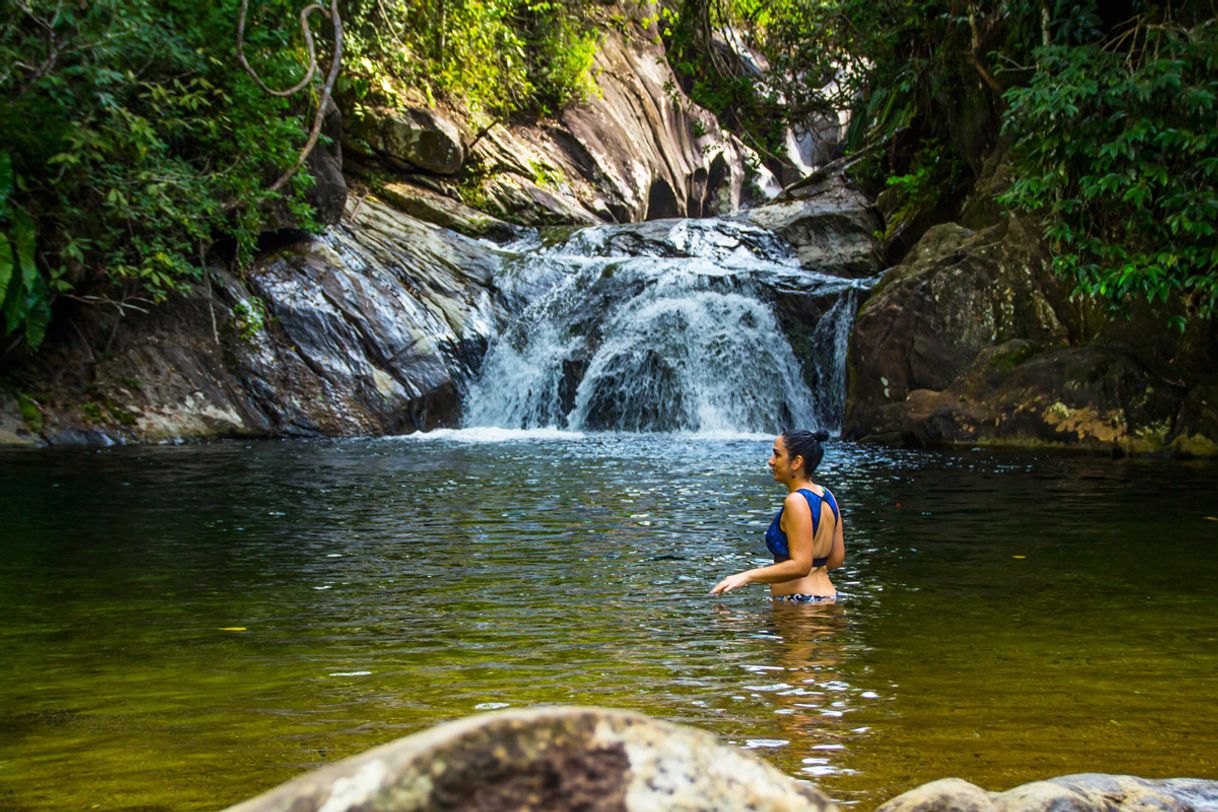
[2,433,1216,810]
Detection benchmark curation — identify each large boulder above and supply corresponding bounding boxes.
[738,172,883,278]
[225,195,502,435]
[844,215,1076,439]
[223,706,835,812]
[844,210,1218,455]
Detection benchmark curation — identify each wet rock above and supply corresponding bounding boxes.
[737,173,883,278]
[223,706,835,812]
[375,181,519,242]
[230,196,502,435]
[12,196,506,444]
[876,773,1218,812]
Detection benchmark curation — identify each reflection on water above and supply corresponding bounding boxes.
[1,436,1217,810]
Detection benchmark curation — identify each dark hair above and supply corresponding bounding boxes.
[781,428,831,475]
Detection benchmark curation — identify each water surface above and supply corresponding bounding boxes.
[2,435,1216,809]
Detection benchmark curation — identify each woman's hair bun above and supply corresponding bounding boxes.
[813,429,830,442]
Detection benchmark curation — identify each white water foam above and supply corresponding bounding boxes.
[384,427,586,443]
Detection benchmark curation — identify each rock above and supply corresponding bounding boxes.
[304,101,349,225]
[0,390,41,446]
[845,215,1076,439]
[736,173,883,278]
[10,195,506,444]
[876,778,995,812]
[347,105,466,175]
[229,195,503,435]
[461,27,771,227]
[260,100,348,231]
[877,773,1218,812]
[843,209,1218,455]
[862,344,1189,453]
[1172,385,1218,457]
[222,706,835,812]
[376,181,520,242]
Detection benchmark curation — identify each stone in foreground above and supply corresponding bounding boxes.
[877,774,1218,812]
[223,706,834,812]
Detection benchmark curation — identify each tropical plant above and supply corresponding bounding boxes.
[1000,12,1218,323]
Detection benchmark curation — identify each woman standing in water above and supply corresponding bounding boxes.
[711,429,845,602]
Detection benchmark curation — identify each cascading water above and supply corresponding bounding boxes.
[464,218,873,434]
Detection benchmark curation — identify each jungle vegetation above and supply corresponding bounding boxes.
[0,0,1214,352]
[661,0,1218,326]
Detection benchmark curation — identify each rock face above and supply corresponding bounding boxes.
[738,172,884,278]
[223,706,835,812]
[14,196,504,444]
[842,211,1218,455]
[347,105,466,175]
[876,774,1218,812]
[345,26,773,229]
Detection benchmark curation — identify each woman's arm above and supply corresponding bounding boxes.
[826,512,845,570]
[711,492,814,594]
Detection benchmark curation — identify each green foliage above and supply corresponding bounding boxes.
[341,0,600,120]
[882,139,965,241]
[231,296,268,342]
[0,0,327,349]
[1000,16,1218,322]
[667,0,1217,326]
[15,390,43,433]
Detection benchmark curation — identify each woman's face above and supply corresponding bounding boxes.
[769,435,791,481]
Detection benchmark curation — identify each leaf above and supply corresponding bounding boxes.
[0,152,11,210]
[13,209,38,290]
[0,233,12,308]
[23,288,51,349]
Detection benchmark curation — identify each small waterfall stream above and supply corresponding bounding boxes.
[465,218,873,434]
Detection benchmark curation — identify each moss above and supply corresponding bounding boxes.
[988,341,1042,372]
[16,392,43,434]
[539,225,580,247]
[80,401,104,424]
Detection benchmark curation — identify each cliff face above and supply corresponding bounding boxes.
[343,27,775,227]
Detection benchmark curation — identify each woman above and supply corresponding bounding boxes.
[711,429,845,602]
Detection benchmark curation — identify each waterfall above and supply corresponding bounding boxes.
[464,218,872,435]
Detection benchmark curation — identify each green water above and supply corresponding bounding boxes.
[1,433,1216,810]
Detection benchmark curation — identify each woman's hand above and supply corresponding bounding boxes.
[710,571,753,595]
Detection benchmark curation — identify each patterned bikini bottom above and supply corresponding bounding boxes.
[772,593,838,604]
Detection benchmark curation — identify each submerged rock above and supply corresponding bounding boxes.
[223,706,835,812]
[877,774,1218,812]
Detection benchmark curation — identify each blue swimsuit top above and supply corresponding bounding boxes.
[765,488,840,567]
